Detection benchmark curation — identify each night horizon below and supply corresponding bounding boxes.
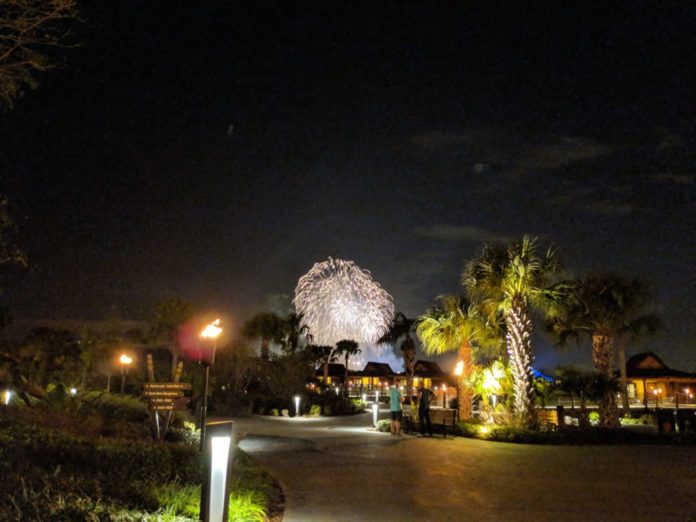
[1,2,694,371]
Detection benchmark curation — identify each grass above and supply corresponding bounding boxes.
[0,403,276,521]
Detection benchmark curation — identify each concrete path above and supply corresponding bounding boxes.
[234,411,696,521]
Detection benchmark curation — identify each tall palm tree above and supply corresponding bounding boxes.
[379,313,417,396]
[336,339,360,394]
[241,313,286,361]
[463,236,562,429]
[416,296,502,420]
[547,276,659,428]
[151,298,195,379]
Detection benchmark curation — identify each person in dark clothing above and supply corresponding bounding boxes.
[418,386,434,436]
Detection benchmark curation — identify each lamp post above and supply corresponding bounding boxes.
[119,354,133,395]
[200,319,223,451]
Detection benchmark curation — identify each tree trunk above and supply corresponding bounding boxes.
[457,342,474,420]
[323,360,329,383]
[617,337,630,414]
[344,353,349,396]
[261,338,270,361]
[505,298,537,429]
[592,333,620,428]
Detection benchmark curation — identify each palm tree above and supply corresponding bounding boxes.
[555,366,599,428]
[463,236,562,429]
[281,313,311,353]
[241,313,286,361]
[151,298,195,379]
[416,296,502,420]
[547,276,659,428]
[336,339,360,395]
[307,344,338,384]
[379,313,417,396]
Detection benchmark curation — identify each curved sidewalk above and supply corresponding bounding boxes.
[235,413,696,521]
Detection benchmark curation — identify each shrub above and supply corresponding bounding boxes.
[78,391,150,424]
[375,419,391,432]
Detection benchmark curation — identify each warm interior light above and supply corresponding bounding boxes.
[119,354,132,365]
[210,436,231,521]
[201,319,223,339]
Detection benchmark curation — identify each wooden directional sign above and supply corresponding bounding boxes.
[143,382,191,411]
[143,383,191,391]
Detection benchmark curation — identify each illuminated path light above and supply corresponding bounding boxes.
[201,420,234,522]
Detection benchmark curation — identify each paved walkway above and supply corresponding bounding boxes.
[234,411,696,521]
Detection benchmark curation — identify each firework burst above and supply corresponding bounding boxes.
[293,257,395,346]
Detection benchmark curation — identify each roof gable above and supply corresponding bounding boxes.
[627,352,667,371]
[362,362,395,375]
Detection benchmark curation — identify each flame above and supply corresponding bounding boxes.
[201,319,223,339]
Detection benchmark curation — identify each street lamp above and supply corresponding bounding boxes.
[200,319,223,451]
[119,354,133,395]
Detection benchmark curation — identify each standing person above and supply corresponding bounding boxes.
[418,385,434,437]
[389,384,403,435]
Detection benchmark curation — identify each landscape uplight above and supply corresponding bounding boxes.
[454,360,464,376]
[200,420,234,522]
[3,390,11,405]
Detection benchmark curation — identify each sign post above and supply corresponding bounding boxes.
[143,381,192,441]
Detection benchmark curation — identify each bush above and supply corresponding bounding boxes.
[78,391,150,424]
[375,419,391,432]
[317,392,363,416]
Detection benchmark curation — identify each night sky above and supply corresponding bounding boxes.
[2,2,694,371]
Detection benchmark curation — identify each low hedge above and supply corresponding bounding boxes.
[456,421,696,445]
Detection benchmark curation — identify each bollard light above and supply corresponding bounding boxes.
[335,386,339,395]
[294,395,300,417]
[200,420,235,522]
[372,403,379,427]
[375,390,379,403]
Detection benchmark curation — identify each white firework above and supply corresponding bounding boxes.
[293,257,395,346]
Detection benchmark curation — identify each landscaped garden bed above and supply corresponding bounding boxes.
[0,395,279,521]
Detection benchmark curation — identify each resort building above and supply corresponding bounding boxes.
[623,352,696,407]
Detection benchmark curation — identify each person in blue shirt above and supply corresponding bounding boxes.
[389,384,403,435]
